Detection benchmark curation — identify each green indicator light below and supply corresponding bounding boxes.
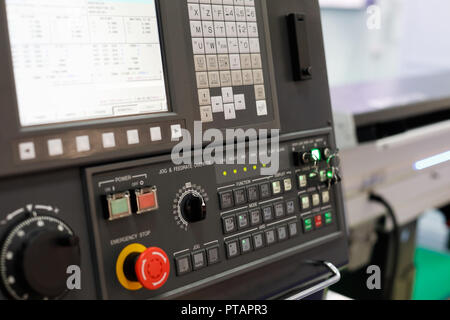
[327,171,333,179]
[309,172,317,179]
[325,212,333,224]
[111,198,130,216]
[311,149,322,161]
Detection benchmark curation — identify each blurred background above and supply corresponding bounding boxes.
[319,0,450,300]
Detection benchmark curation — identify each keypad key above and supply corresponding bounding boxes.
[289,222,299,237]
[226,241,240,259]
[252,232,265,250]
[277,225,288,242]
[265,229,277,246]
[237,212,249,230]
[233,188,247,205]
[222,215,237,234]
[286,200,296,215]
[247,185,259,202]
[262,206,274,222]
[249,209,262,226]
[274,202,285,218]
[240,237,253,254]
[219,191,234,209]
[259,183,271,199]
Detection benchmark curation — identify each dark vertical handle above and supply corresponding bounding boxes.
[287,13,313,81]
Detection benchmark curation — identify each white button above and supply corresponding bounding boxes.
[19,142,36,161]
[190,21,203,37]
[234,94,246,110]
[47,139,63,157]
[171,124,183,141]
[200,106,214,123]
[224,103,236,120]
[250,38,260,53]
[256,100,268,116]
[211,96,224,113]
[188,3,201,20]
[200,4,213,20]
[76,136,90,153]
[214,22,226,37]
[222,87,234,103]
[127,130,140,145]
[102,132,116,149]
[150,127,162,142]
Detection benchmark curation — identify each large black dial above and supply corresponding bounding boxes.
[0,215,80,300]
[180,192,207,223]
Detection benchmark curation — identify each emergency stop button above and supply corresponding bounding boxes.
[116,244,170,291]
[135,247,170,290]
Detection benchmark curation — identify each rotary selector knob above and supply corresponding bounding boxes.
[180,192,207,223]
[0,216,80,300]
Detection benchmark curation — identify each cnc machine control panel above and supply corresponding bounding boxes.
[0,0,348,300]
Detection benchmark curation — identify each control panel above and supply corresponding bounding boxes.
[84,134,343,299]
[0,0,348,300]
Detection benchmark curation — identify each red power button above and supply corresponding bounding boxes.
[135,247,170,290]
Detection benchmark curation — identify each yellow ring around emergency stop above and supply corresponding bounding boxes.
[116,243,147,291]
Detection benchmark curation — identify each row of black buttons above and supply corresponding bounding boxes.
[175,246,220,277]
[219,177,294,210]
[222,199,296,234]
[225,221,300,259]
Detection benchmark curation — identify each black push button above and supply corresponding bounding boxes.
[250,209,262,226]
[262,206,274,222]
[247,185,259,202]
[191,250,207,270]
[225,241,240,259]
[265,229,277,246]
[222,215,237,234]
[240,237,253,254]
[259,183,271,199]
[277,225,288,242]
[219,191,234,209]
[274,202,285,219]
[175,255,192,276]
[289,222,299,237]
[252,232,265,250]
[286,200,296,215]
[233,188,247,206]
[206,246,220,265]
[237,212,249,230]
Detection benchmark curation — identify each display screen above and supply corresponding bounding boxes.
[5,0,169,127]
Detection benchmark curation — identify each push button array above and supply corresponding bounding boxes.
[302,212,334,233]
[224,221,300,259]
[218,177,294,210]
[175,245,221,276]
[187,0,269,122]
[222,199,298,235]
[299,190,331,212]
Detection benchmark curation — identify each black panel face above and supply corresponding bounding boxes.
[84,134,345,299]
[0,0,348,300]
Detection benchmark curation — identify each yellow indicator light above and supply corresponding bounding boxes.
[223,171,228,176]
[262,164,267,168]
[233,169,238,174]
[243,167,248,172]
[253,165,257,170]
